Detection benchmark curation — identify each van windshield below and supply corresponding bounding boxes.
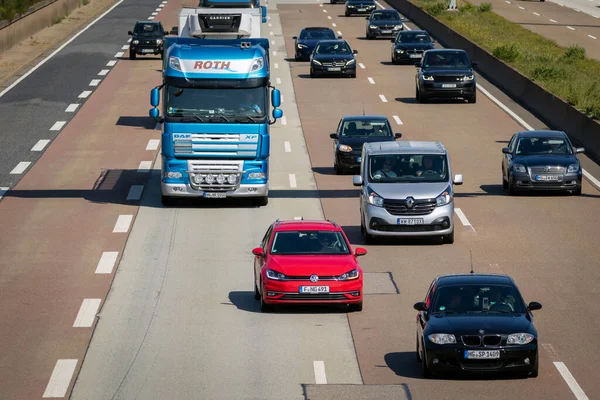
[368,154,448,182]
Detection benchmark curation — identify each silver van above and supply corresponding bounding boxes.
[352,141,463,244]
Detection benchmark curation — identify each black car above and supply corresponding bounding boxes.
[128,21,165,60]
[502,130,584,195]
[415,49,477,103]
[365,9,404,39]
[293,27,340,61]
[345,0,376,16]
[414,274,542,378]
[391,30,435,64]
[330,116,401,174]
[310,40,358,78]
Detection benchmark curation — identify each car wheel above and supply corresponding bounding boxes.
[161,195,176,207]
[366,34,372,40]
[252,196,268,207]
[160,51,164,61]
[416,332,422,361]
[350,72,356,78]
[360,217,365,233]
[254,276,261,300]
[349,301,363,312]
[334,163,343,175]
[421,340,432,377]
[345,11,350,16]
[392,56,398,65]
[508,182,516,196]
[529,353,539,377]
[443,229,454,244]
[502,173,508,190]
[260,292,273,312]
[310,69,316,78]
[129,51,136,60]
[572,187,582,195]
[415,86,420,101]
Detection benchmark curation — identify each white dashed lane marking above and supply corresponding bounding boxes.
[368,77,375,84]
[276,77,282,84]
[65,103,79,112]
[127,185,145,200]
[95,251,119,274]
[289,174,297,188]
[42,359,78,398]
[73,299,102,327]
[107,60,117,67]
[146,139,160,150]
[121,44,129,50]
[50,121,66,131]
[379,94,388,102]
[281,116,287,125]
[0,187,9,200]
[337,30,342,36]
[79,90,92,98]
[89,79,101,86]
[313,361,327,384]
[454,208,473,228]
[137,161,152,172]
[550,19,558,22]
[393,115,403,125]
[148,16,155,20]
[115,51,124,57]
[332,23,337,27]
[113,215,133,233]
[589,35,597,39]
[284,141,291,152]
[31,140,50,151]
[518,5,524,9]
[567,26,575,30]
[98,69,109,76]
[359,63,365,69]
[533,12,540,15]
[10,162,31,174]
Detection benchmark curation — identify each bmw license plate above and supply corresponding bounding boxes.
[409,54,422,58]
[328,67,342,71]
[357,157,361,162]
[381,30,392,34]
[442,83,457,88]
[204,192,226,198]
[397,218,424,225]
[358,8,366,11]
[464,350,500,359]
[141,49,154,53]
[535,175,560,181]
[300,286,330,293]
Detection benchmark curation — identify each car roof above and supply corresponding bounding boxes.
[272,219,341,231]
[372,9,398,12]
[425,48,466,54]
[434,273,515,287]
[136,20,161,24]
[364,141,447,155]
[341,115,389,122]
[399,30,428,34]
[315,39,348,44]
[516,130,566,138]
[301,27,334,31]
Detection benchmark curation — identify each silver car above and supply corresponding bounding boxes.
[353,141,463,244]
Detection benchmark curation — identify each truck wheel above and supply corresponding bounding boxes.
[129,51,136,60]
[253,197,268,207]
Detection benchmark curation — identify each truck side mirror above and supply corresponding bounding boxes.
[271,88,281,108]
[150,87,160,107]
[149,108,159,119]
[272,108,283,119]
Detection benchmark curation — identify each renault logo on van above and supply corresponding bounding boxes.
[406,197,415,208]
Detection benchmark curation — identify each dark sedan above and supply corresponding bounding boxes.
[414,274,542,378]
[345,0,376,16]
[415,49,477,103]
[502,130,584,195]
[391,30,435,64]
[128,21,165,60]
[293,27,340,61]
[330,116,401,174]
[365,9,404,39]
[310,40,358,78]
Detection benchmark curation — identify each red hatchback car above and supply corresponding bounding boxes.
[252,219,367,312]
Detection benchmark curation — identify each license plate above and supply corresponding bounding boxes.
[204,192,226,198]
[464,350,500,359]
[535,175,560,181]
[357,157,361,162]
[299,286,330,293]
[328,67,341,71]
[442,83,457,88]
[358,8,366,11]
[141,49,154,53]
[381,30,392,34]
[409,54,422,58]
[397,218,424,225]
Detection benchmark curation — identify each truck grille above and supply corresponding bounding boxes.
[383,199,436,215]
[173,133,259,157]
[187,160,243,192]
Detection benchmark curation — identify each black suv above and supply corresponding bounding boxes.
[128,21,166,60]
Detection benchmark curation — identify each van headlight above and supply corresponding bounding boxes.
[367,189,384,207]
[169,56,182,71]
[436,187,453,206]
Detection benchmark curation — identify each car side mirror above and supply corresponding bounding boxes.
[453,174,463,185]
[354,247,368,256]
[293,36,297,40]
[527,301,542,311]
[252,247,265,257]
[390,39,395,42]
[575,147,585,154]
[365,16,369,19]
[330,133,338,139]
[338,35,343,39]
[414,302,428,312]
[415,63,421,67]
[353,175,363,186]
[394,133,402,139]
[502,147,510,154]
[471,61,478,67]
[353,50,358,54]
[170,26,178,35]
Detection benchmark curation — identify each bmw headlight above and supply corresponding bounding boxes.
[337,269,360,280]
[507,333,534,345]
[512,164,526,173]
[312,59,322,65]
[567,163,579,173]
[462,75,474,81]
[436,187,453,207]
[367,190,384,207]
[165,171,182,179]
[169,56,182,71]
[423,75,434,81]
[266,269,287,280]
[338,144,352,152]
[297,43,307,48]
[396,49,404,54]
[132,39,139,44]
[248,172,266,179]
[369,25,377,29]
[156,39,163,44]
[346,59,356,66]
[250,57,264,72]
[394,25,403,29]
[428,333,456,344]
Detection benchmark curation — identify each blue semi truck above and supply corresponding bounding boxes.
[149,37,282,207]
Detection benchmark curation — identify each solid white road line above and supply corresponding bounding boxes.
[0,187,9,200]
[137,161,152,172]
[113,215,133,233]
[121,44,129,50]
[10,162,31,174]
[95,251,118,274]
[368,77,375,84]
[454,208,472,227]
[567,26,575,30]
[313,361,327,384]
[43,359,78,398]
[553,362,589,400]
[98,69,109,76]
[107,60,117,67]
[31,140,50,151]
[127,185,144,200]
[146,139,160,150]
[393,115,403,125]
[73,299,102,327]
[65,103,79,112]
[79,90,92,98]
[359,63,365,69]
[281,116,287,125]
[289,174,297,188]
[284,141,291,152]
[583,170,600,190]
[50,121,66,131]
[89,79,101,86]
[276,77,282,84]
[0,0,126,98]
[115,51,124,57]
[379,94,388,102]
[588,34,597,39]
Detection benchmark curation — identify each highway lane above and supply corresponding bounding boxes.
[0,0,165,190]
[282,1,600,398]
[70,2,365,399]
[550,0,600,18]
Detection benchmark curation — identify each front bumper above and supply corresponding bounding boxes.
[336,151,362,168]
[131,45,163,55]
[346,7,376,14]
[311,63,356,76]
[364,202,454,237]
[393,51,424,63]
[263,279,363,305]
[368,27,403,37]
[424,343,538,374]
[161,181,268,198]
[509,172,582,191]
[421,81,476,98]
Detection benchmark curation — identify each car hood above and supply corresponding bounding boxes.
[347,2,375,5]
[338,136,394,147]
[268,255,358,276]
[426,313,533,335]
[368,182,449,200]
[422,68,473,76]
[370,19,402,26]
[395,43,435,50]
[512,154,578,167]
[313,53,354,62]
[297,39,325,49]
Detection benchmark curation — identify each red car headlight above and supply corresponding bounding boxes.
[336,269,360,281]
[266,269,287,280]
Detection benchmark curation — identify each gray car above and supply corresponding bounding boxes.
[353,141,463,244]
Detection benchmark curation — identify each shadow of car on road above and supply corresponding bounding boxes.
[228,291,353,314]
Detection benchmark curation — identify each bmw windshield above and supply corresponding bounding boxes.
[371,11,400,20]
[165,86,267,123]
[431,285,526,314]
[299,29,336,40]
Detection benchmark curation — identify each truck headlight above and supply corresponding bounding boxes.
[165,172,182,179]
[567,163,579,173]
[436,188,453,206]
[132,40,139,44]
[507,333,534,345]
[367,190,384,207]
[338,144,352,152]
[266,269,287,280]
[250,57,264,72]
[512,164,526,173]
[336,269,359,280]
[169,56,182,71]
[428,333,456,344]
[248,172,266,179]
[423,75,434,81]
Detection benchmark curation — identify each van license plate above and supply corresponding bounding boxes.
[398,218,424,225]
[204,192,226,198]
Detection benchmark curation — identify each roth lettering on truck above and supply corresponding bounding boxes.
[193,61,232,70]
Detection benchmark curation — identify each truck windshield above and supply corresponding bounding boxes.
[368,154,448,183]
[165,86,266,122]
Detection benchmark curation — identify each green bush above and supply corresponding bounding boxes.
[0,0,45,21]
[478,2,492,12]
[493,43,519,63]
[425,1,447,16]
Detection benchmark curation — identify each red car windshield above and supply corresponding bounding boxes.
[270,230,350,255]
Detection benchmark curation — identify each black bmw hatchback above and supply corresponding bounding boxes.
[414,274,542,378]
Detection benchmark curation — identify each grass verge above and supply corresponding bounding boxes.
[409,0,600,119]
